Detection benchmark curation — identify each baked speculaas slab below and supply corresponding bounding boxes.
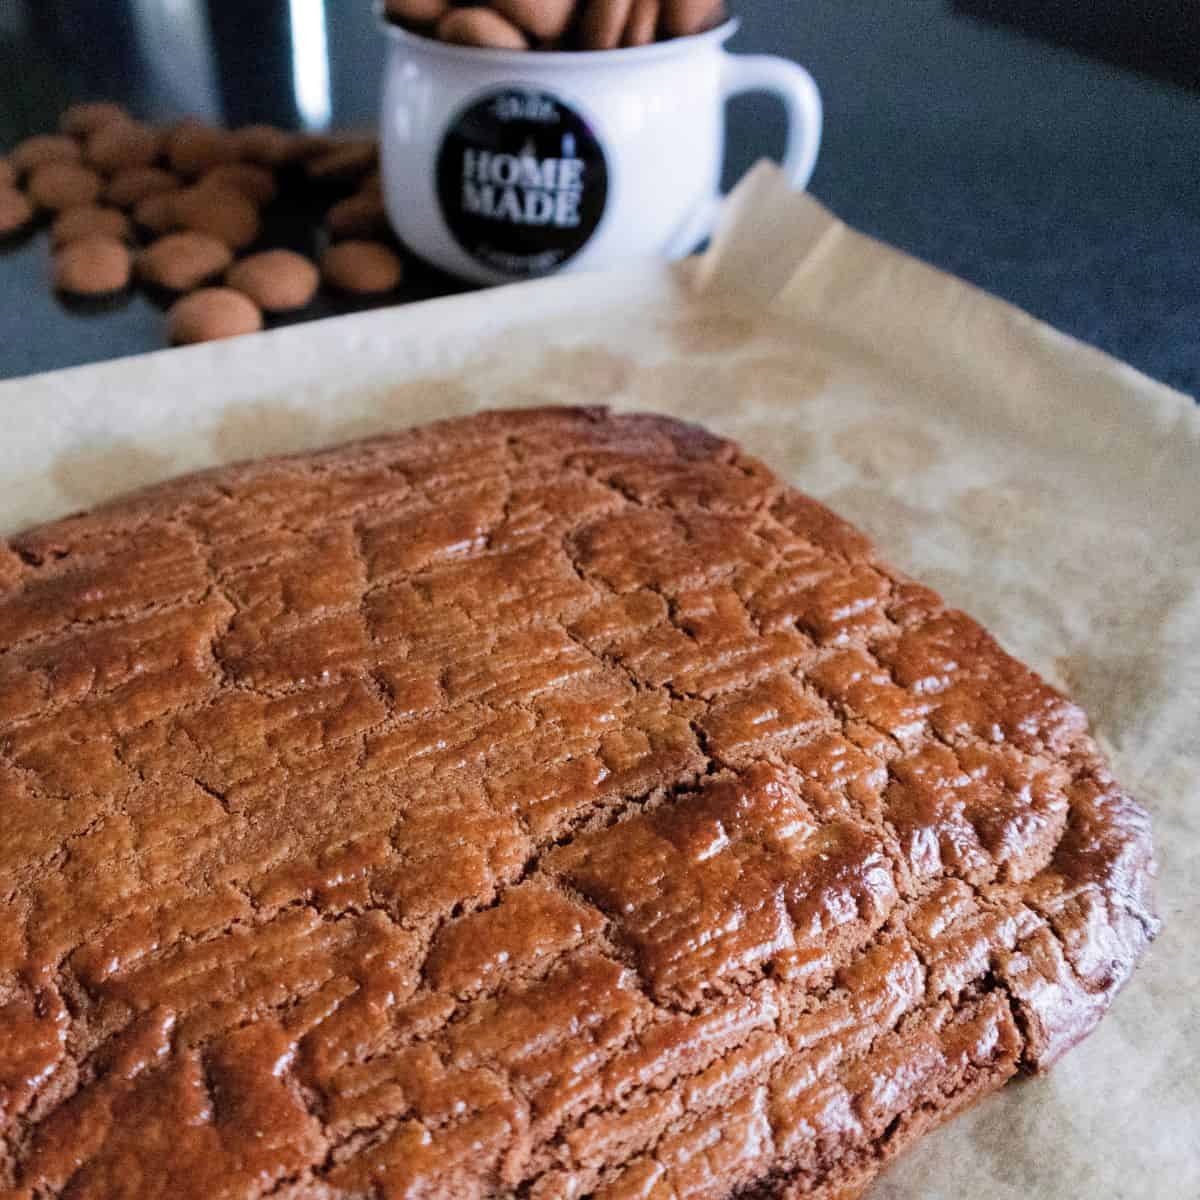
[0,407,1156,1199]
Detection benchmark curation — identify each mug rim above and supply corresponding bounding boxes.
[377,11,740,67]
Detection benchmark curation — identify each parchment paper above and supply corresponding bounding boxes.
[1,162,1196,1199]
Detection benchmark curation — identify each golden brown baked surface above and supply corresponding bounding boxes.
[0,407,1157,1199]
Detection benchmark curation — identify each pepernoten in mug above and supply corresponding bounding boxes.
[377,15,822,284]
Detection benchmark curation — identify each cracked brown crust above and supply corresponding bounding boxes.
[0,407,1157,1200]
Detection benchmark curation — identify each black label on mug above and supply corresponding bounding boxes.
[436,86,608,277]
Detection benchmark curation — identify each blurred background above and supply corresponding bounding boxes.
[2,0,1198,392]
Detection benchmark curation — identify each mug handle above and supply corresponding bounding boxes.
[666,52,824,257]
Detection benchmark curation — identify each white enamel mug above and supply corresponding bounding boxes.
[377,17,822,284]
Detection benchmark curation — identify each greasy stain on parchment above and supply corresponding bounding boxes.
[51,440,178,508]
[833,418,942,480]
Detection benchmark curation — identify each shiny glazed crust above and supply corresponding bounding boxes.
[0,407,1157,1199]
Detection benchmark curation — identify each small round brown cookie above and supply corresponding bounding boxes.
[304,140,379,184]
[384,0,449,23]
[106,165,179,208]
[50,204,132,248]
[167,287,263,344]
[320,239,403,294]
[60,101,129,139]
[53,234,131,296]
[234,124,303,167]
[326,192,390,240]
[165,122,242,177]
[138,231,233,292]
[12,134,82,176]
[85,121,162,173]
[622,0,660,46]
[436,6,529,48]
[133,190,183,235]
[491,0,575,40]
[293,132,341,160]
[0,187,34,237]
[0,158,15,189]
[661,0,724,37]
[579,0,634,49]
[226,249,319,312]
[360,169,383,199]
[172,185,260,251]
[26,162,104,212]
[199,162,278,207]
[164,114,207,137]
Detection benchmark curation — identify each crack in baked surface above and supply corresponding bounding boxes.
[0,407,1157,1200]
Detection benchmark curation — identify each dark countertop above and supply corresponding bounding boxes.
[2,0,1198,395]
